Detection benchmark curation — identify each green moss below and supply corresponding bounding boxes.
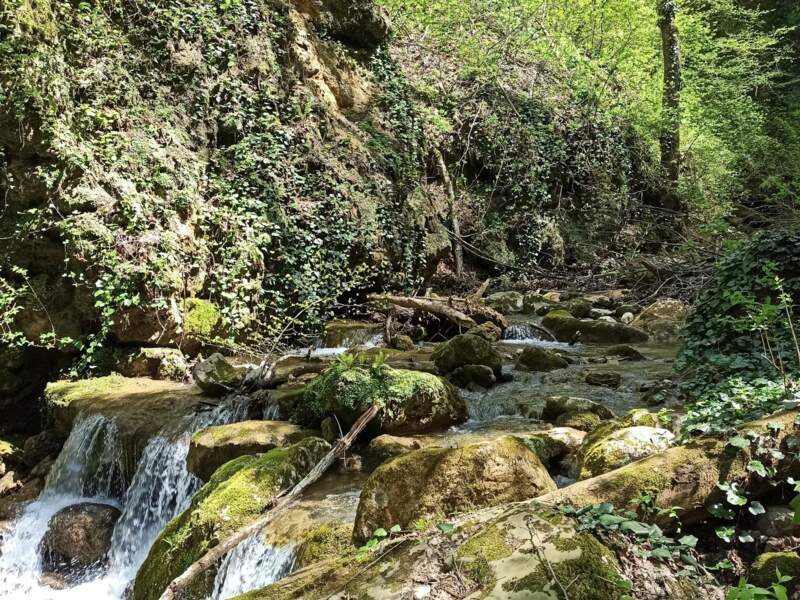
[749,552,800,590]
[182,298,222,338]
[132,437,331,600]
[295,522,354,569]
[542,310,648,344]
[457,525,513,562]
[555,410,602,431]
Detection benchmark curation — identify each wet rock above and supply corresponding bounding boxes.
[322,319,382,348]
[133,437,331,600]
[543,310,649,344]
[447,364,496,389]
[431,333,502,376]
[192,353,243,396]
[620,312,635,325]
[293,364,467,435]
[542,291,563,303]
[484,291,523,314]
[263,382,307,419]
[390,335,415,351]
[522,292,544,313]
[524,427,586,465]
[0,476,44,520]
[555,410,603,431]
[590,308,614,319]
[585,371,622,388]
[631,298,689,342]
[514,347,568,372]
[116,347,187,381]
[749,552,800,592]
[641,379,683,406]
[541,396,616,421]
[598,315,617,323]
[294,522,352,569]
[606,344,646,361]
[565,299,592,318]
[467,321,502,343]
[362,434,422,471]
[187,420,318,481]
[40,502,121,582]
[352,435,556,544]
[0,471,21,496]
[580,425,674,478]
[756,506,800,538]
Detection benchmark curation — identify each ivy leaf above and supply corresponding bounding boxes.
[737,530,755,543]
[715,526,735,542]
[747,460,767,477]
[437,522,455,535]
[598,514,628,528]
[373,528,388,539]
[748,501,766,515]
[389,524,402,533]
[728,436,750,449]
[708,503,735,520]
[678,535,698,548]
[651,546,671,559]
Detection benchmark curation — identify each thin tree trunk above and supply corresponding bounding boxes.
[158,403,382,600]
[658,0,682,206]
[434,148,464,277]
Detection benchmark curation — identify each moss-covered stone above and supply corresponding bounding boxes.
[182,298,223,339]
[447,364,496,389]
[524,427,586,465]
[296,364,467,435]
[390,335,415,351]
[322,320,383,348]
[467,321,503,342]
[541,395,615,422]
[186,420,318,481]
[606,344,646,362]
[294,522,353,569]
[191,353,243,396]
[132,437,331,600]
[580,425,675,478]
[431,333,503,376]
[515,347,569,372]
[749,552,800,591]
[115,347,188,381]
[555,410,602,431]
[484,291,523,314]
[631,298,688,342]
[0,438,23,476]
[362,434,422,471]
[352,435,556,544]
[543,310,649,343]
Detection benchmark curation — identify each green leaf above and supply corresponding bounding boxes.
[748,501,766,515]
[597,514,628,528]
[747,460,767,477]
[651,546,671,559]
[728,436,750,449]
[389,524,402,533]
[678,535,698,548]
[715,525,735,542]
[437,522,455,535]
[620,521,655,536]
[373,528,388,539]
[737,530,755,543]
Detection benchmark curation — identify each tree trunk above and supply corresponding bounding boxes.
[658,0,682,205]
[434,148,464,277]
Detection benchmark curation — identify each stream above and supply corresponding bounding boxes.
[0,316,678,599]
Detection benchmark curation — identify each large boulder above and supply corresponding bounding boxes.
[484,291,523,314]
[631,298,688,342]
[116,347,187,381]
[133,437,331,600]
[515,347,568,372]
[362,434,422,471]
[541,396,615,422]
[322,320,383,348]
[580,426,675,478]
[295,364,467,435]
[447,364,496,389]
[352,436,556,544]
[191,353,243,396]
[431,333,503,376]
[756,506,800,538]
[186,420,318,481]
[524,427,586,465]
[40,502,121,583]
[542,310,648,344]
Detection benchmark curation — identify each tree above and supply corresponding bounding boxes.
[658,0,682,206]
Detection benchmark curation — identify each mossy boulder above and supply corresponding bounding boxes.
[585,371,622,388]
[322,320,382,348]
[132,437,331,600]
[116,347,188,381]
[541,395,615,422]
[484,291,523,314]
[431,333,503,376]
[515,347,569,372]
[191,353,243,396]
[632,298,688,342]
[362,434,422,471]
[296,364,467,435]
[294,522,353,569]
[580,426,675,478]
[749,552,800,592]
[352,435,556,544]
[186,420,318,481]
[543,310,649,344]
[45,375,209,461]
[447,364,497,389]
[524,427,586,465]
[606,345,646,362]
[756,506,800,538]
[522,292,545,313]
[467,321,503,342]
[389,334,415,351]
[556,410,603,431]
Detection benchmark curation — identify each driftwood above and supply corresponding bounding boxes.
[158,403,382,600]
[537,409,800,530]
[471,278,491,303]
[368,294,507,330]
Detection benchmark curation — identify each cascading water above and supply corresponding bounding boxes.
[0,398,249,600]
[207,535,294,600]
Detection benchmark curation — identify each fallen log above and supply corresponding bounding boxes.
[537,409,800,530]
[368,294,507,329]
[157,402,382,600]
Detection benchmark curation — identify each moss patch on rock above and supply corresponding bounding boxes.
[515,347,569,372]
[431,333,503,376]
[294,522,353,569]
[749,552,800,591]
[543,310,648,344]
[132,437,330,600]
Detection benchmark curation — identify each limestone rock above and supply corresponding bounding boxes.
[192,353,243,396]
[524,427,586,465]
[467,321,502,342]
[620,312,635,325]
[322,320,382,348]
[352,436,556,544]
[585,371,622,388]
[606,344,646,361]
[362,434,422,471]
[187,420,318,481]
[447,364,496,389]
[555,411,603,431]
[40,502,121,583]
[116,347,188,381]
[484,291,523,314]
[294,364,467,435]
[133,437,331,600]
[514,347,568,372]
[580,426,674,478]
[543,310,649,344]
[631,298,689,342]
[541,396,615,422]
[431,333,503,376]
[756,506,800,538]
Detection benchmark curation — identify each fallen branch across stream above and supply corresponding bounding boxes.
[157,402,383,600]
[368,293,507,330]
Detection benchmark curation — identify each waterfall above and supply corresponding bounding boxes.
[0,397,249,600]
[207,535,294,600]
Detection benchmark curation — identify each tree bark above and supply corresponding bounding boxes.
[368,293,508,330]
[158,403,383,600]
[658,0,682,204]
[434,148,464,277]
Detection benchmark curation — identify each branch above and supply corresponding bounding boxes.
[158,403,383,600]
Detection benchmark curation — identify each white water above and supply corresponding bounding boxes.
[207,535,294,600]
[0,399,249,600]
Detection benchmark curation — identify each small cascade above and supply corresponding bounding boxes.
[503,323,540,341]
[207,535,294,600]
[0,397,250,600]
